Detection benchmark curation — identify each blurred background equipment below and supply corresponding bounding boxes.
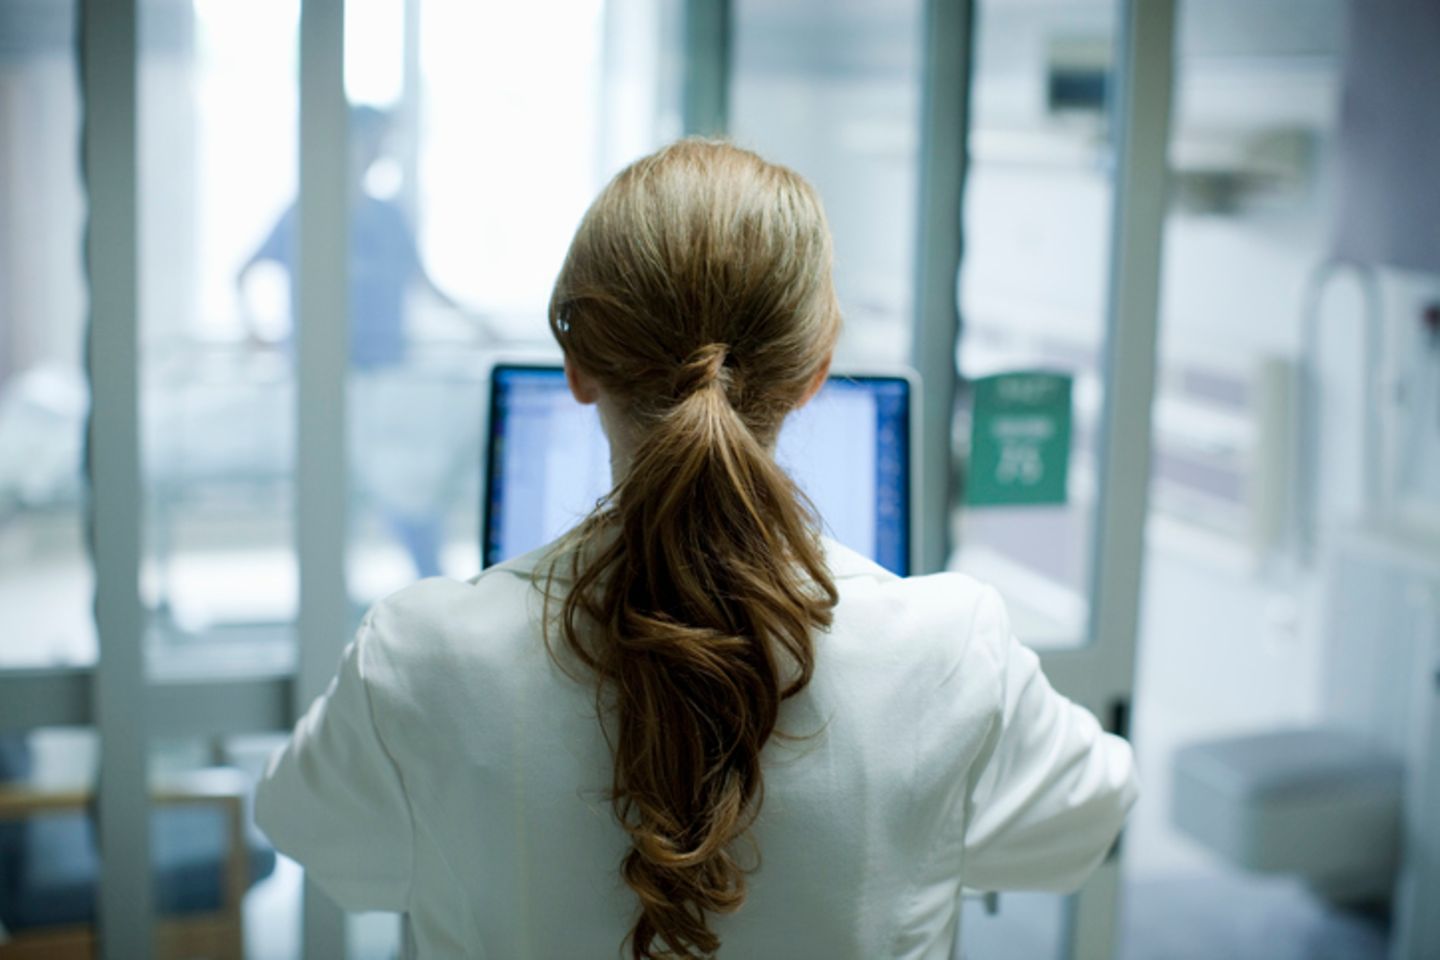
[1174,3,1440,958]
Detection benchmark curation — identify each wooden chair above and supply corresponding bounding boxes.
[0,767,272,960]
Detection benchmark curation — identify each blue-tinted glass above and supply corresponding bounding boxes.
[0,0,93,667]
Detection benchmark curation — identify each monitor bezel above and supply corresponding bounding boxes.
[481,359,921,576]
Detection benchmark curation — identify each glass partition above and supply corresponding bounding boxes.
[135,1,304,952]
[729,0,925,367]
[0,0,93,668]
[343,0,672,607]
[138,0,301,678]
[1120,1,1357,955]
[953,1,1123,954]
[952,0,1121,651]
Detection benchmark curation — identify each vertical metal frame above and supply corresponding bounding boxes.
[1080,0,1174,762]
[931,0,1173,955]
[69,1,354,956]
[81,0,154,955]
[296,0,351,955]
[682,0,730,136]
[1061,0,1176,956]
[1399,595,1440,955]
[910,0,975,575]
[1392,584,1440,959]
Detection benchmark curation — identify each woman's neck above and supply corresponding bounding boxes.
[597,396,637,488]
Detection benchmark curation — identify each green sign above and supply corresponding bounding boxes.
[965,371,1073,507]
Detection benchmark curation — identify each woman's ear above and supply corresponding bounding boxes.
[797,350,834,408]
[564,354,602,405]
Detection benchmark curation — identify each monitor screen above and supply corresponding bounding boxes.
[484,365,911,575]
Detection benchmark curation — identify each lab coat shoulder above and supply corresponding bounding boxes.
[823,538,1003,691]
[356,564,567,773]
[362,566,540,680]
[254,609,416,912]
[826,542,1138,894]
[254,560,547,914]
[957,585,1139,893]
[359,539,569,694]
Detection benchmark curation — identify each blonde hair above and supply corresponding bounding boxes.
[545,139,842,958]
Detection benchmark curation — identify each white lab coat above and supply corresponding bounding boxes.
[256,538,1137,959]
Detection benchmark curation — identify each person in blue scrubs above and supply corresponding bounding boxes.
[238,105,470,579]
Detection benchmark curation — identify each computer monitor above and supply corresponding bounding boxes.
[483,363,915,575]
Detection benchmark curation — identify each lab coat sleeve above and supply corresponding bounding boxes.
[962,586,1138,892]
[255,619,414,912]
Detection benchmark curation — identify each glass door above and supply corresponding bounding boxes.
[954,0,1122,652]
[955,1,1175,958]
[954,0,1119,956]
[136,0,306,955]
[0,1,114,953]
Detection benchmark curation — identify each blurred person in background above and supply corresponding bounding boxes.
[237,104,481,580]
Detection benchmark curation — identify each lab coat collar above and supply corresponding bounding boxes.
[475,531,892,587]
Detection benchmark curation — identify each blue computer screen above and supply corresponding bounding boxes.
[484,366,910,575]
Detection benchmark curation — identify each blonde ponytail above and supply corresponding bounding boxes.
[545,139,841,959]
